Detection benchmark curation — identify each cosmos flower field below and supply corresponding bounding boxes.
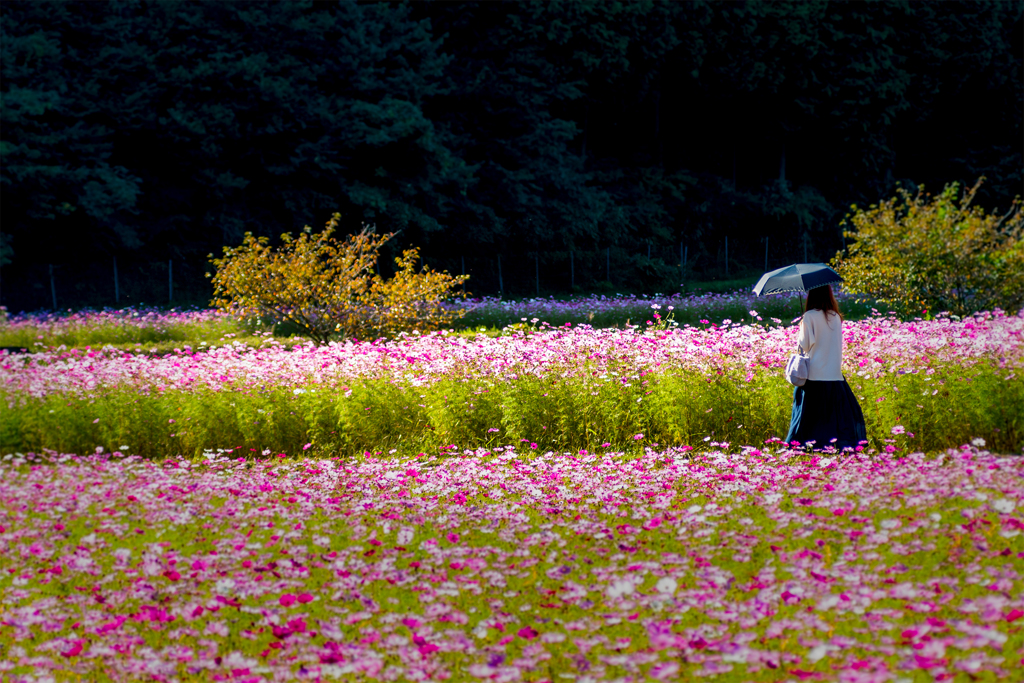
[1,303,1022,681]
[1,446,1022,682]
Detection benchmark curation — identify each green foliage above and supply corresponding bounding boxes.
[208,214,469,343]
[1,0,1020,308]
[834,179,1024,316]
[3,361,1019,459]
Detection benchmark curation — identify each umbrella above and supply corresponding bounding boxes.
[753,263,842,296]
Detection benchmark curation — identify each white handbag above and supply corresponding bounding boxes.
[785,352,809,387]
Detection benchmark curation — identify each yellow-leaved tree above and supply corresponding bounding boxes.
[832,179,1024,317]
[208,214,468,342]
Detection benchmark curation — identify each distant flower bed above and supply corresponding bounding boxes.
[0,307,240,349]
[0,445,1020,681]
[455,290,877,329]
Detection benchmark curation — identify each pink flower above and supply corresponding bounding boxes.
[279,594,297,607]
[517,626,539,639]
[1007,609,1024,623]
[297,593,314,604]
[634,433,644,440]
[446,532,460,544]
[303,443,312,450]
[414,636,439,655]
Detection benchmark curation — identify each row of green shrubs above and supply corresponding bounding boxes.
[4,363,1020,458]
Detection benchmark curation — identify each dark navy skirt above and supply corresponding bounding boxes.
[785,379,867,450]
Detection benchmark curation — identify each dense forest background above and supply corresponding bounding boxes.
[2,0,1022,311]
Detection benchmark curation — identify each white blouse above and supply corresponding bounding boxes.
[797,309,844,381]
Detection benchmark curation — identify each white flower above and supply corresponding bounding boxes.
[807,645,834,663]
[992,499,1016,514]
[606,579,635,599]
[748,310,758,316]
[971,437,986,447]
[655,577,678,595]
[891,425,905,435]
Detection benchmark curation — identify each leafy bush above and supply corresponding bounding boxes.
[833,179,1024,316]
[208,214,468,342]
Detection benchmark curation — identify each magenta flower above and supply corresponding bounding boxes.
[279,594,297,607]
[517,626,539,639]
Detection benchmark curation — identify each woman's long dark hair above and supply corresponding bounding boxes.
[805,284,843,321]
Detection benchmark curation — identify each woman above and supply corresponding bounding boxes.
[785,284,866,450]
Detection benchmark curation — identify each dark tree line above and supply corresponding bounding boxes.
[1,0,1021,309]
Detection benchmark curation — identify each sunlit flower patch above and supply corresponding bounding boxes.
[1,445,1021,681]
[0,307,237,350]
[5,311,1020,399]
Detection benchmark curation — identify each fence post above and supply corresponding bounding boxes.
[114,256,120,305]
[168,259,173,303]
[497,254,503,296]
[49,264,57,310]
[535,254,539,295]
[606,247,610,283]
[570,251,575,290]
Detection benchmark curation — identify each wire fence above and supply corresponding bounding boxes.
[1,233,835,312]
